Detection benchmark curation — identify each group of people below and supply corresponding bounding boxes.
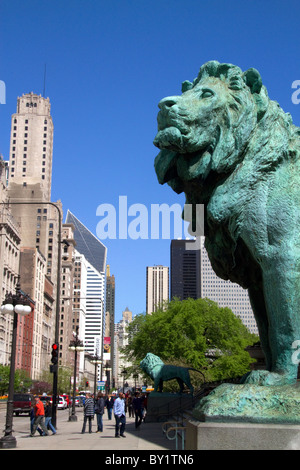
[29,390,149,439]
[81,390,148,438]
[30,396,56,437]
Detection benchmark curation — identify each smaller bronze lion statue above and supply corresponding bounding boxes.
[140,353,204,394]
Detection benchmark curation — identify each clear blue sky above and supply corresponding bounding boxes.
[1,0,300,322]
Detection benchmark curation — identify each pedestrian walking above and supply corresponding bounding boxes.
[44,398,56,435]
[105,394,114,420]
[95,392,105,433]
[113,392,126,438]
[132,392,143,428]
[128,394,134,418]
[30,396,49,436]
[30,405,43,436]
[81,393,95,434]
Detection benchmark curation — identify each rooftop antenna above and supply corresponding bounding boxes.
[43,63,47,97]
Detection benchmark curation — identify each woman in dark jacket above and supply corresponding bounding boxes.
[95,392,105,432]
[105,394,114,420]
[81,393,95,434]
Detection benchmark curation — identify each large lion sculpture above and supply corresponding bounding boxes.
[154,61,300,387]
[140,353,204,394]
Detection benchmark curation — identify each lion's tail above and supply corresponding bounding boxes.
[188,368,206,382]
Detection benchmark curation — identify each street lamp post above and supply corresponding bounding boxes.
[104,362,111,394]
[68,326,84,422]
[90,354,102,397]
[133,373,139,392]
[121,368,127,393]
[0,201,63,428]
[0,280,32,449]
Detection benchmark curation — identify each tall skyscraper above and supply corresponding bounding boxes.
[7,92,61,285]
[199,237,258,334]
[170,239,201,300]
[146,265,169,313]
[114,307,133,389]
[105,265,115,385]
[5,92,60,378]
[65,210,107,367]
[170,237,258,334]
[8,92,53,200]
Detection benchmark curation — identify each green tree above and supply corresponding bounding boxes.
[0,366,33,395]
[123,298,258,383]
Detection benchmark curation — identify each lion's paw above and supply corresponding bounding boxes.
[242,370,295,386]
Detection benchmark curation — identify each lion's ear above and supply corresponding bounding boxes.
[243,68,262,94]
[181,80,194,93]
[243,68,268,121]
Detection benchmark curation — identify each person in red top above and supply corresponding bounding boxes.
[30,396,49,437]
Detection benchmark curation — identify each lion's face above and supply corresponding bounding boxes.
[154,78,227,156]
[154,63,261,203]
[140,353,164,378]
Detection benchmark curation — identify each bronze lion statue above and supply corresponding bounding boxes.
[140,353,204,394]
[154,61,300,386]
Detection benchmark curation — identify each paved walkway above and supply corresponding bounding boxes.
[9,410,179,451]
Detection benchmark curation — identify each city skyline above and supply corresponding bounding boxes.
[1,1,300,321]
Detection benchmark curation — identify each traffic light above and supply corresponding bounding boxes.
[51,343,59,364]
[86,381,89,387]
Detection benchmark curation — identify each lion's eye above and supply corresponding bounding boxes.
[201,89,214,99]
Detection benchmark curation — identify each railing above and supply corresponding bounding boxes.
[150,376,243,422]
[162,420,186,450]
[149,386,209,423]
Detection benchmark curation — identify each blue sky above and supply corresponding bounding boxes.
[1,0,300,322]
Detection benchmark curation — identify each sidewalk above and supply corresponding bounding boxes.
[10,410,178,451]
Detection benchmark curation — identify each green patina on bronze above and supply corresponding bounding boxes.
[154,61,300,421]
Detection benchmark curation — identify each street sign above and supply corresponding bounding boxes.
[97,381,105,391]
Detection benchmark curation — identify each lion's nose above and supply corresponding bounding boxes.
[158,96,179,109]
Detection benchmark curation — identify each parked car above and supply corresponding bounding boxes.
[13,393,33,416]
[76,396,85,407]
[62,394,70,406]
[70,396,83,407]
[57,396,67,409]
[39,395,52,406]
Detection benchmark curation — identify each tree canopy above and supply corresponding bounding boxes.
[123,298,259,383]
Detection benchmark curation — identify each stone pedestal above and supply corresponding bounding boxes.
[185,420,300,450]
[146,392,193,422]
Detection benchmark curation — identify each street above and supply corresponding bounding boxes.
[0,405,179,451]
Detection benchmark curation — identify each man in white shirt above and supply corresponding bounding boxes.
[113,392,126,437]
